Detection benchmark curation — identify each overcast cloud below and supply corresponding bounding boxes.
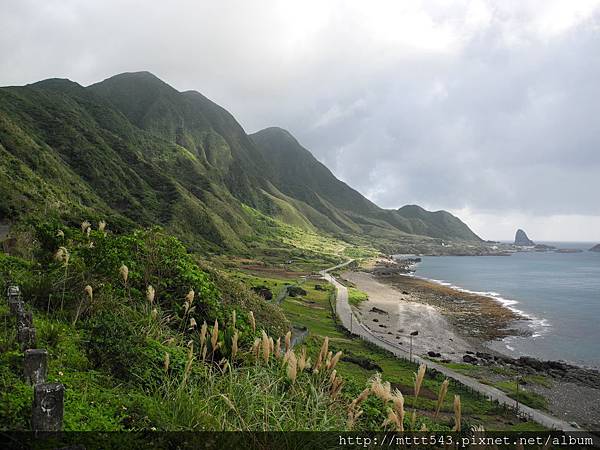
[1,0,600,241]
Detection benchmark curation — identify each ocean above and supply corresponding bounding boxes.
[412,243,600,368]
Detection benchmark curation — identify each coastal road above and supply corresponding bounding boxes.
[320,261,580,432]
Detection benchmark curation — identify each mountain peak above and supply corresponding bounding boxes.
[26,78,84,93]
[514,229,535,246]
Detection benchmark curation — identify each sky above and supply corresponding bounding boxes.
[1,0,600,241]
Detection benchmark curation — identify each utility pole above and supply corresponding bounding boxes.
[409,330,419,362]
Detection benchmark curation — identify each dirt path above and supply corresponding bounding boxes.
[320,261,581,432]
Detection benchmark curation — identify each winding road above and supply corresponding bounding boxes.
[320,260,581,432]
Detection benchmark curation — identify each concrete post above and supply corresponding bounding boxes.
[17,309,33,330]
[9,298,24,316]
[17,326,36,350]
[32,383,64,432]
[24,349,48,385]
[7,285,21,299]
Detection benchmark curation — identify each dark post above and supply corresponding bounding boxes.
[17,309,33,330]
[9,298,24,317]
[17,326,36,350]
[32,383,64,432]
[24,349,48,385]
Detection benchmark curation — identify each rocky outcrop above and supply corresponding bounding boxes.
[589,244,600,252]
[514,229,535,246]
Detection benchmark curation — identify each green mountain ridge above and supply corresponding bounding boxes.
[0,71,480,252]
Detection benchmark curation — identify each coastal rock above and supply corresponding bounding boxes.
[589,244,600,252]
[427,351,441,358]
[463,354,478,364]
[514,229,535,246]
[370,307,389,315]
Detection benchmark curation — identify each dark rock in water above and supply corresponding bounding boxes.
[466,350,474,355]
[463,354,478,364]
[251,286,273,300]
[402,291,409,295]
[427,351,441,358]
[372,318,379,323]
[370,307,389,315]
[589,244,600,252]
[554,248,583,253]
[534,244,556,251]
[514,229,534,246]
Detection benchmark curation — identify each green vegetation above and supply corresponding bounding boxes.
[0,72,482,258]
[237,269,541,431]
[438,362,550,411]
[347,287,369,306]
[0,219,546,432]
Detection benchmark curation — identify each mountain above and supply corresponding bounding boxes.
[589,244,600,252]
[251,127,481,242]
[0,71,481,252]
[514,229,535,246]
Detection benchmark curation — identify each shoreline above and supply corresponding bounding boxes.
[342,262,600,428]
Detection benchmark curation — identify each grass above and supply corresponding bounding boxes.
[269,271,543,430]
[0,220,547,432]
[347,287,369,306]
[495,381,548,411]
[438,362,551,411]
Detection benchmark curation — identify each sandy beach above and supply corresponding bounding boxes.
[342,271,476,362]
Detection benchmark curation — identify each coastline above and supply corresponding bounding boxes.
[342,260,600,428]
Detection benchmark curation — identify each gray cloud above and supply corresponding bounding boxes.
[1,0,599,240]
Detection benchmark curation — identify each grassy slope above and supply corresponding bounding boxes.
[1,72,483,259]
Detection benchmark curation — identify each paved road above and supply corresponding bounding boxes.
[320,261,580,432]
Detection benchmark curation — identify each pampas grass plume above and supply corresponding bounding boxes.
[185,289,195,305]
[327,351,342,371]
[249,311,256,333]
[414,363,426,399]
[453,395,462,432]
[275,337,281,359]
[119,264,128,283]
[435,379,449,418]
[261,330,270,363]
[286,350,297,383]
[211,319,219,351]
[163,352,170,373]
[200,321,208,349]
[231,330,239,360]
[84,285,93,301]
[146,285,155,303]
[284,330,291,352]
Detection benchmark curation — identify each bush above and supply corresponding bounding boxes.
[85,311,146,380]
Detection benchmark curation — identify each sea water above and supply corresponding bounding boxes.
[413,243,600,368]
